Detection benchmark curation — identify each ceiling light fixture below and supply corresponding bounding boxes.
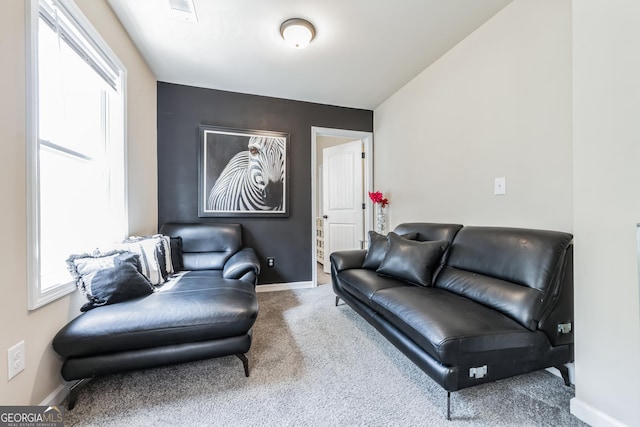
[280,18,315,48]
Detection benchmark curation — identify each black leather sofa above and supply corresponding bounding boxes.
[330,223,574,419]
[52,223,260,409]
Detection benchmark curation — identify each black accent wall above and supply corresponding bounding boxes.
[157,82,373,284]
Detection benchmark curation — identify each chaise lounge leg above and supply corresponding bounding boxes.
[236,353,250,377]
[554,364,571,386]
[335,296,340,306]
[67,378,93,410]
[447,391,451,421]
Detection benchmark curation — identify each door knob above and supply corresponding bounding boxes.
[322,215,328,219]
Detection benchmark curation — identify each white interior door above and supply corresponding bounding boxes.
[322,140,364,273]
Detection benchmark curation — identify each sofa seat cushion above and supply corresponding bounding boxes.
[53,271,258,359]
[338,269,412,306]
[370,286,549,366]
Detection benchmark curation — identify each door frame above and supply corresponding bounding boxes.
[311,127,373,287]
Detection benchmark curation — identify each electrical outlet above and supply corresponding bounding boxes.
[8,341,25,380]
[267,257,275,268]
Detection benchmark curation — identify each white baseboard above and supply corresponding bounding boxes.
[39,382,70,406]
[570,397,627,427]
[256,281,314,292]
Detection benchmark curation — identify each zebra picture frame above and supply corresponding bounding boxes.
[198,125,290,217]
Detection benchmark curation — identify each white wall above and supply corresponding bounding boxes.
[374,0,572,232]
[0,0,156,405]
[375,0,640,425]
[572,1,640,426]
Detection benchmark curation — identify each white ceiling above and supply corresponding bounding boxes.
[107,0,512,110]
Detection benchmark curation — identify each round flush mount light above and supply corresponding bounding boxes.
[280,18,316,48]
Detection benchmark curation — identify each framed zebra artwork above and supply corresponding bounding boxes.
[198,125,290,217]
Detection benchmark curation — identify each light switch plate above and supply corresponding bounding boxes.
[494,177,506,195]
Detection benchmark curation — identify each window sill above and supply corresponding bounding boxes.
[28,281,76,311]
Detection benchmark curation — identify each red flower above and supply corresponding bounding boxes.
[368,191,389,208]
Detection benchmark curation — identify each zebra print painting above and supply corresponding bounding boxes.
[199,127,289,217]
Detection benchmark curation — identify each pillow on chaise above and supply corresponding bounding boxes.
[376,233,449,286]
[112,235,173,285]
[362,231,419,270]
[67,251,154,312]
[169,236,183,272]
[136,234,175,278]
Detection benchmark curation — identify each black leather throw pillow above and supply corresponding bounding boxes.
[362,231,388,270]
[376,233,449,286]
[362,231,419,270]
[170,236,184,272]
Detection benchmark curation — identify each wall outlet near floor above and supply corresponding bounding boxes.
[267,257,275,268]
[494,177,506,195]
[8,341,25,380]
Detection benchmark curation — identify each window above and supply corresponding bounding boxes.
[26,0,127,309]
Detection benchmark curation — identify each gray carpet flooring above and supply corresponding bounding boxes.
[64,284,586,426]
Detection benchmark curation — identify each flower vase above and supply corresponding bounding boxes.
[376,205,387,234]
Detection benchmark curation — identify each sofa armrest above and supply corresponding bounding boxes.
[223,248,261,285]
[330,250,367,273]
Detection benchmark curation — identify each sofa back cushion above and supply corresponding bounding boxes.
[159,223,242,270]
[434,226,573,330]
[393,223,463,243]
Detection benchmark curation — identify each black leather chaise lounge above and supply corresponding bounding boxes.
[52,223,260,409]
